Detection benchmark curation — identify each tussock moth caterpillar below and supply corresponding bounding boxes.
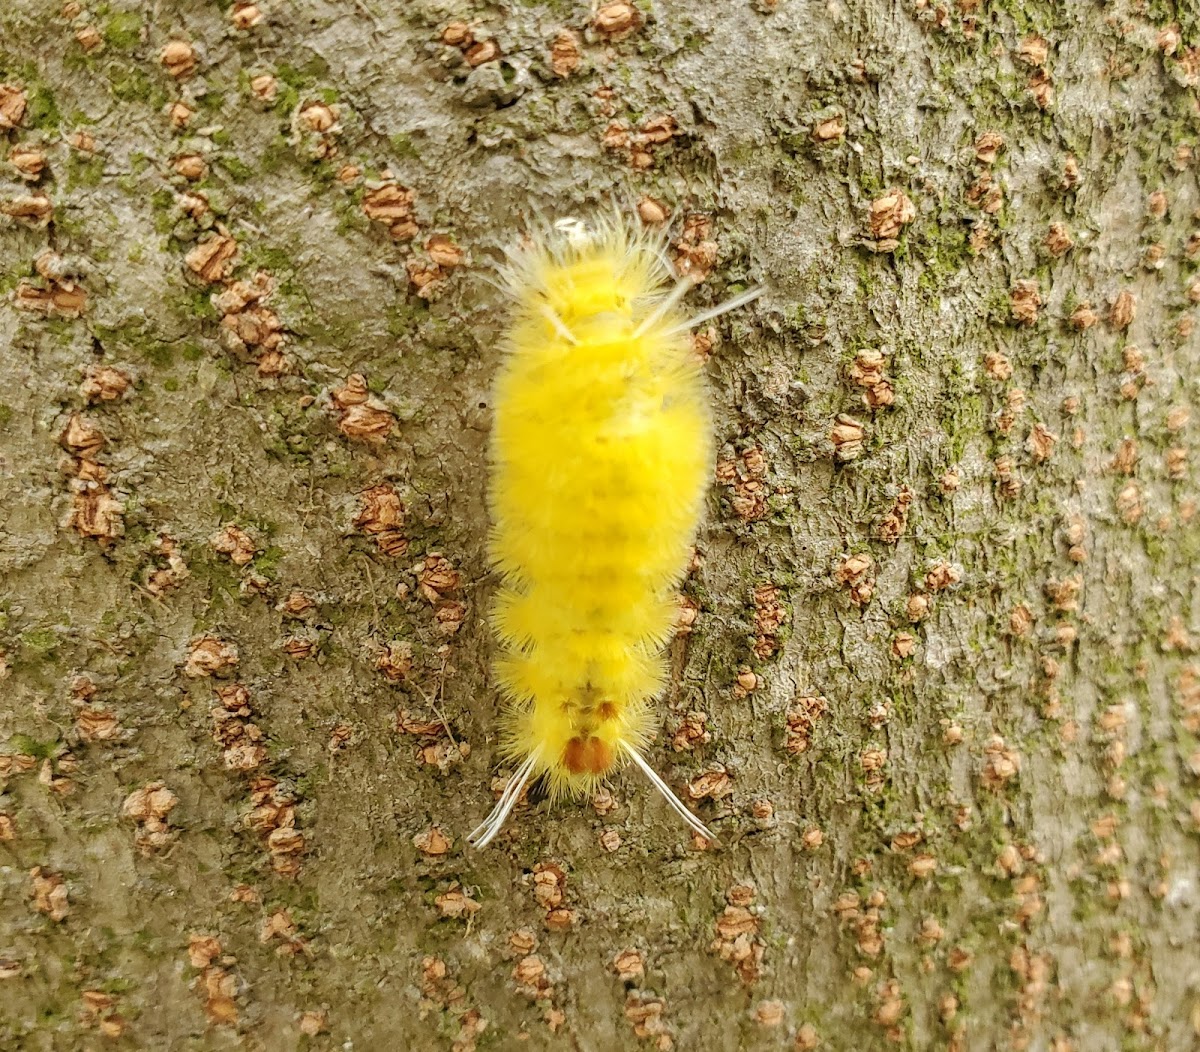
[469,215,762,848]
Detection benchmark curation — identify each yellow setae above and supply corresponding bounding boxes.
[470,216,761,848]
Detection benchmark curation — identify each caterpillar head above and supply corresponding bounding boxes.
[513,217,662,328]
[552,216,591,245]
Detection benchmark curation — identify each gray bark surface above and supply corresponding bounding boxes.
[1,0,1198,1049]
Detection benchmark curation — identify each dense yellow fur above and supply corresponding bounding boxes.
[488,220,711,800]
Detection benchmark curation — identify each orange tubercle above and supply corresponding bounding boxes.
[562,735,615,776]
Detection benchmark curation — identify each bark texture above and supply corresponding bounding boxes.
[1,0,1198,1049]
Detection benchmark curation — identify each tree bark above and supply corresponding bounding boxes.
[1,1,1198,1049]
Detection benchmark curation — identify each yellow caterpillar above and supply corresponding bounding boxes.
[469,216,761,848]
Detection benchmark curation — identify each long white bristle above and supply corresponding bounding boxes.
[540,303,578,344]
[667,285,764,336]
[633,275,696,339]
[468,752,539,849]
[621,742,716,842]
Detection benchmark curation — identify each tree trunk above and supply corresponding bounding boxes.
[1,1,1197,1049]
